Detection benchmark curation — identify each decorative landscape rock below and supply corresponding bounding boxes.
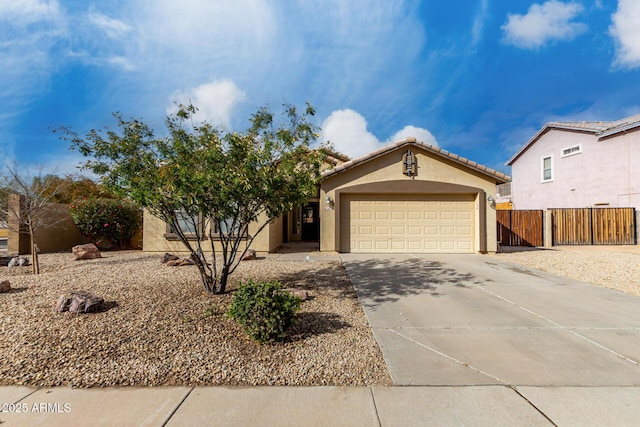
[161,253,180,264]
[56,291,105,314]
[0,280,11,293]
[165,257,195,267]
[285,288,309,301]
[8,257,29,267]
[72,243,102,261]
[241,249,257,261]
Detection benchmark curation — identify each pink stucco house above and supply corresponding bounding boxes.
[503,114,640,210]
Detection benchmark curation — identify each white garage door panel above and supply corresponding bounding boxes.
[343,194,475,253]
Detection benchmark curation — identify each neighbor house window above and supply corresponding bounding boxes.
[561,144,582,157]
[542,156,553,182]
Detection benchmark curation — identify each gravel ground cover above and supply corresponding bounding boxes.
[489,246,640,296]
[0,251,391,387]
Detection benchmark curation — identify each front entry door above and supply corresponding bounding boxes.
[301,202,319,241]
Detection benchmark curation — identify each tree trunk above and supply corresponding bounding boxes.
[192,256,215,293]
[215,264,230,294]
[29,226,40,275]
[33,246,40,275]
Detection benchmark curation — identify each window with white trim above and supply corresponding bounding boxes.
[561,144,582,157]
[542,156,553,182]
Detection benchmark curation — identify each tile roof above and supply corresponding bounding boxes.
[321,138,510,183]
[598,113,640,138]
[507,113,640,165]
[320,147,350,163]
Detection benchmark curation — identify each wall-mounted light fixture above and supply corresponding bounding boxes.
[402,150,417,177]
[325,195,334,209]
[487,195,496,209]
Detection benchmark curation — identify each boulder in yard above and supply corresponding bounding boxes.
[285,288,309,301]
[0,280,10,293]
[241,249,257,261]
[56,291,105,314]
[161,253,180,264]
[165,257,195,267]
[72,243,102,261]
[8,257,29,267]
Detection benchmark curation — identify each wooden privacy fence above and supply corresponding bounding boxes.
[551,208,636,245]
[497,210,544,247]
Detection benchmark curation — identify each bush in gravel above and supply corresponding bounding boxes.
[227,280,301,344]
[70,198,141,249]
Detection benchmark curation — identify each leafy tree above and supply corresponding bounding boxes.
[36,174,117,204]
[70,198,141,249]
[63,104,326,294]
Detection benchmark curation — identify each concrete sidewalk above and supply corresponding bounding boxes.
[4,385,640,426]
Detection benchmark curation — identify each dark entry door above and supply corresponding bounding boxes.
[301,202,319,241]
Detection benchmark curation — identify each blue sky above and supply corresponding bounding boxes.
[2,0,640,176]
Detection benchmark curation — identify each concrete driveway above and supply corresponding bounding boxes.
[341,253,640,387]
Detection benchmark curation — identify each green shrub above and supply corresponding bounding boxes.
[227,280,301,344]
[70,198,141,249]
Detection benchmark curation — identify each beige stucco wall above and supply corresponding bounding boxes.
[320,145,499,253]
[268,215,284,249]
[7,194,88,254]
[143,210,279,254]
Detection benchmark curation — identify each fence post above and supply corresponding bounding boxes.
[589,208,594,245]
[634,209,640,245]
[508,210,513,246]
[544,210,552,248]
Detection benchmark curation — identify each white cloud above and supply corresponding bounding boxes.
[168,79,246,127]
[389,126,438,147]
[133,0,276,66]
[88,13,132,39]
[105,55,136,71]
[320,110,380,158]
[0,0,61,24]
[610,0,640,69]
[471,0,489,46]
[501,1,587,49]
[320,110,438,158]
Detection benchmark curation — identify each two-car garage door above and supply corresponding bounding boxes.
[341,194,475,253]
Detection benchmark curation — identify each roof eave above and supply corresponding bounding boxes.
[506,124,599,166]
[598,121,640,139]
[322,138,510,184]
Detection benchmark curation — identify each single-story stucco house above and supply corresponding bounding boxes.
[143,138,509,254]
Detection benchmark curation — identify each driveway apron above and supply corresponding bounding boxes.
[340,253,640,387]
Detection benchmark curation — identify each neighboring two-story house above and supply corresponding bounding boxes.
[504,114,640,210]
